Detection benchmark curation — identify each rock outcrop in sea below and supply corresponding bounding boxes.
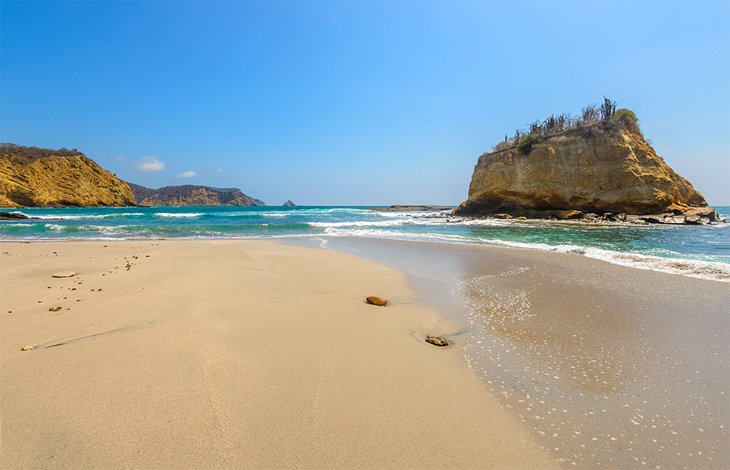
[128,183,264,207]
[455,101,721,225]
[0,144,136,207]
[283,200,296,206]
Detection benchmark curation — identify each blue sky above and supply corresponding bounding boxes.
[2,1,728,205]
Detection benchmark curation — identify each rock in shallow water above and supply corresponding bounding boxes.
[365,296,388,306]
[425,336,449,347]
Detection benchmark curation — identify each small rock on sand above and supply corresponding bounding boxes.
[425,336,449,347]
[365,296,388,306]
[52,271,76,278]
[20,345,33,351]
[48,306,62,312]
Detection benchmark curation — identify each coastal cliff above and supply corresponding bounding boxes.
[128,183,263,206]
[455,102,719,224]
[0,144,136,207]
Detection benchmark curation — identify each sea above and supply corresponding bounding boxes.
[2,205,729,281]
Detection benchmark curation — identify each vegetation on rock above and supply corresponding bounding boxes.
[493,97,640,152]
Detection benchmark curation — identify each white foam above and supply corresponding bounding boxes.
[154,212,203,218]
[320,228,730,282]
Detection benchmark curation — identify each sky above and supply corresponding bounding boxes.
[1,1,729,206]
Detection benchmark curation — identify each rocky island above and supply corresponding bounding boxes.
[0,144,136,207]
[455,99,722,225]
[128,183,264,207]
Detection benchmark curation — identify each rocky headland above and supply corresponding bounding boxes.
[455,100,722,225]
[128,183,264,207]
[0,144,136,207]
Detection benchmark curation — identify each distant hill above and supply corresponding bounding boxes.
[128,183,264,206]
[0,144,136,207]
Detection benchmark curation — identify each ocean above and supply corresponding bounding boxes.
[2,205,729,281]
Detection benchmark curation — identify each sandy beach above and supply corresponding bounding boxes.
[0,240,556,468]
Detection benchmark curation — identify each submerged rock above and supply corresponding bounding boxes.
[373,205,451,212]
[425,336,449,347]
[365,296,388,306]
[0,212,30,220]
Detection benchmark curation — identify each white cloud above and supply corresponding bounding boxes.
[176,170,198,178]
[136,156,165,172]
[115,156,128,162]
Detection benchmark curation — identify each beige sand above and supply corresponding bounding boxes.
[0,240,555,469]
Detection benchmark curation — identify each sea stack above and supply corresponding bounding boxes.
[455,101,720,224]
[283,200,296,207]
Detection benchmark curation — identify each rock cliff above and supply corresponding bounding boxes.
[455,121,717,223]
[128,183,263,206]
[0,144,136,207]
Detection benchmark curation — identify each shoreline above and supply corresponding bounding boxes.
[1,239,555,468]
[309,237,730,468]
[2,232,728,283]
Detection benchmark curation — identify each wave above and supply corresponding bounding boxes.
[154,212,204,218]
[321,227,730,282]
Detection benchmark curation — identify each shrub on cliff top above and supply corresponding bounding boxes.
[492,97,643,153]
[517,133,541,154]
[613,108,639,131]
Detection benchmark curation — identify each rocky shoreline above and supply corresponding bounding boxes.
[449,206,724,226]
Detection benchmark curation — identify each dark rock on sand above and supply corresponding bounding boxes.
[425,336,449,347]
[365,296,388,306]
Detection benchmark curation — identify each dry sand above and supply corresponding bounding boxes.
[0,240,556,469]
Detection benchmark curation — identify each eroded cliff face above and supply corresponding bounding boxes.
[0,146,136,207]
[128,183,262,206]
[455,124,708,217]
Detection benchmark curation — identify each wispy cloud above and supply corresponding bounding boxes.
[176,170,198,178]
[115,156,128,162]
[136,156,165,172]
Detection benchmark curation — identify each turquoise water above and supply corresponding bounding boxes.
[2,206,729,280]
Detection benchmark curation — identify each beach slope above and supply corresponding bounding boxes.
[0,240,554,468]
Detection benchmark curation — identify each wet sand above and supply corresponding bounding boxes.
[318,237,730,468]
[0,240,555,469]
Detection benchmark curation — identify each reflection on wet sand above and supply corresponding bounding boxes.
[460,252,728,468]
